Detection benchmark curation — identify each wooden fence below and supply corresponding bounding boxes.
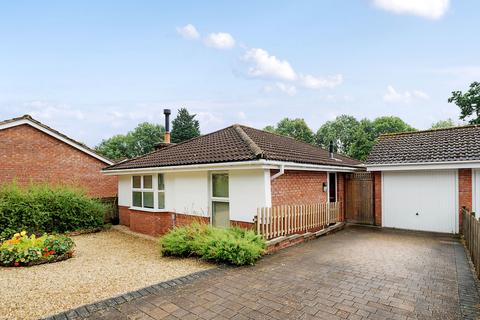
[463,210,480,278]
[255,202,341,240]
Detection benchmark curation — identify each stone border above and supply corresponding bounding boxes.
[266,222,345,253]
[41,267,222,320]
[454,241,480,319]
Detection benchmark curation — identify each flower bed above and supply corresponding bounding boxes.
[0,231,75,267]
[159,223,266,266]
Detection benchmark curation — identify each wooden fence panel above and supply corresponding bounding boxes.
[463,211,480,279]
[255,202,341,240]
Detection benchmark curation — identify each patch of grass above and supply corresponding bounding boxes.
[159,223,266,266]
[0,183,106,240]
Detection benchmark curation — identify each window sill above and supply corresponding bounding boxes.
[129,207,169,213]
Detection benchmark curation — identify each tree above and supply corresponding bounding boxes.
[371,116,416,136]
[171,108,201,143]
[96,122,165,160]
[448,82,480,124]
[348,119,376,161]
[430,118,456,129]
[263,118,315,144]
[315,115,360,154]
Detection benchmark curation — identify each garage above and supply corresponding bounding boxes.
[382,170,458,233]
[366,125,480,234]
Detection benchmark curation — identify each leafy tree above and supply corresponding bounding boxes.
[430,118,456,129]
[263,118,315,144]
[348,119,376,161]
[171,108,201,143]
[448,82,480,124]
[371,116,416,136]
[96,122,165,160]
[315,115,360,154]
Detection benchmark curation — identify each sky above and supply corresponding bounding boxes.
[1,0,479,147]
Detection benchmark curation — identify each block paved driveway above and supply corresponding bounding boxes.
[83,226,479,320]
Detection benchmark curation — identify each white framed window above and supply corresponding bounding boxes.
[158,173,165,209]
[132,175,154,209]
[211,172,230,228]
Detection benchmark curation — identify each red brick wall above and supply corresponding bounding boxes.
[459,168,473,227]
[119,206,254,237]
[373,171,382,226]
[271,170,327,206]
[0,124,117,198]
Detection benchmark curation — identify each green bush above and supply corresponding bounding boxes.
[159,223,266,266]
[0,231,75,267]
[0,183,106,240]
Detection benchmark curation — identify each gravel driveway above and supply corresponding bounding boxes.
[0,228,212,320]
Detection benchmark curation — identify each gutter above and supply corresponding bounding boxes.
[366,160,480,171]
[270,164,285,180]
[102,159,362,175]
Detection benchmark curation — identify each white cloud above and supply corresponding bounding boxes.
[243,48,297,81]
[237,111,247,120]
[24,101,85,121]
[372,0,449,20]
[383,85,430,103]
[204,32,235,50]
[176,24,200,40]
[299,74,343,89]
[275,83,297,96]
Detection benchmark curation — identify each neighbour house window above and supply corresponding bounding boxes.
[132,175,154,209]
[158,174,165,209]
[211,173,230,228]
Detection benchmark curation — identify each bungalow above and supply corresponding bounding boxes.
[102,111,363,236]
[366,125,480,234]
[0,115,117,198]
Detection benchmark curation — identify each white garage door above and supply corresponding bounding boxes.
[474,169,480,215]
[383,170,457,233]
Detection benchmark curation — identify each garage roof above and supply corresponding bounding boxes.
[104,124,363,171]
[366,125,480,165]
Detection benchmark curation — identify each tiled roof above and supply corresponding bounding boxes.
[366,125,480,165]
[105,124,362,170]
[0,114,114,164]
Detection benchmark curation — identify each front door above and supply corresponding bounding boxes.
[328,172,337,203]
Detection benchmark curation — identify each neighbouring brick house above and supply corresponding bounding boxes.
[366,125,480,234]
[103,123,362,237]
[0,115,117,198]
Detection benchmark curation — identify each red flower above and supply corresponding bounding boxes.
[14,262,19,267]
[49,250,56,255]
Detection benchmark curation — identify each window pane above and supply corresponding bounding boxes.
[132,176,141,188]
[143,175,153,189]
[212,201,230,228]
[132,191,142,207]
[158,174,165,190]
[212,174,229,198]
[143,192,154,208]
[158,192,165,209]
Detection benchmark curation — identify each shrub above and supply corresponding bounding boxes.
[0,183,106,240]
[0,231,75,267]
[159,223,266,266]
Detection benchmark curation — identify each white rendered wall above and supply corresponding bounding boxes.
[118,175,131,207]
[229,169,271,222]
[115,169,271,222]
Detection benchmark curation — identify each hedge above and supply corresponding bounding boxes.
[0,183,106,240]
[159,223,266,266]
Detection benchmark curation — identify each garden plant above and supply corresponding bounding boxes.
[0,231,75,267]
[159,223,266,266]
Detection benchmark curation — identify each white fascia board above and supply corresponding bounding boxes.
[0,119,114,165]
[102,159,361,175]
[366,160,480,171]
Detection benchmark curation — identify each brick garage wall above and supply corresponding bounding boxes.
[271,170,328,206]
[459,168,473,227]
[0,124,117,198]
[119,206,254,237]
[373,171,382,226]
